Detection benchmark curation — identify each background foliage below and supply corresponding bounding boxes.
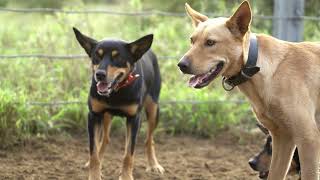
[1,0,319,145]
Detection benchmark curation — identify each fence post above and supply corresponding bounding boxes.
[272,0,304,42]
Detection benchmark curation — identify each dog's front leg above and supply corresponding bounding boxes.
[284,107,320,180]
[85,113,112,167]
[267,131,295,180]
[88,111,104,180]
[119,114,141,180]
[295,126,320,179]
[145,103,164,174]
[98,113,112,161]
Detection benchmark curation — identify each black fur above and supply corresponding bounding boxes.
[293,148,300,173]
[73,27,161,156]
[87,111,103,153]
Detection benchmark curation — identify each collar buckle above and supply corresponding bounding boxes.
[222,34,260,90]
[222,77,235,91]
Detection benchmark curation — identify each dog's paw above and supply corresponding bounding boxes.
[88,162,102,180]
[119,173,134,180]
[146,164,165,174]
[88,171,102,180]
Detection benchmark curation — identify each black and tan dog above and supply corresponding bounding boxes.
[73,28,164,180]
[249,124,301,179]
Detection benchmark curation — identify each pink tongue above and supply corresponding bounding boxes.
[189,75,203,87]
[97,82,108,92]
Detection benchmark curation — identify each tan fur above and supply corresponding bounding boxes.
[89,96,163,179]
[120,121,134,180]
[144,95,164,173]
[90,98,138,116]
[119,104,139,117]
[112,50,118,57]
[288,160,299,175]
[87,113,112,180]
[88,152,101,180]
[253,148,299,176]
[130,44,138,54]
[91,98,106,113]
[107,63,131,83]
[88,117,106,180]
[185,3,208,27]
[92,64,99,74]
[98,49,104,57]
[257,152,272,172]
[182,1,320,179]
[98,113,112,161]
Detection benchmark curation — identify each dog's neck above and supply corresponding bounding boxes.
[222,32,260,90]
[242,32,251,65]
[237,34,284,114]
[116,73,139,90]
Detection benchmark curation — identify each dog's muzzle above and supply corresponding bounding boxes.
[177,57,192,74]
[95,69,106,82]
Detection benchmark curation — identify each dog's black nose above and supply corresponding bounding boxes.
[95,70,106,81]
[177,58,191,74]
[248,158,258,170]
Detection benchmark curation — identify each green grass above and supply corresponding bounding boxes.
[1,0,319,144]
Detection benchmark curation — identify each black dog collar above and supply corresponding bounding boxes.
[222,34,260,91]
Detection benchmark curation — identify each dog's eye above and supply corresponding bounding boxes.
[206,40,216,46]
[96,49,104,59]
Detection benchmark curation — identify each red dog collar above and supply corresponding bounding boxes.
[116,73,139,90]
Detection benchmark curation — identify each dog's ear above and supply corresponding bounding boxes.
[256,123,269,135]
[226,1,252,38]
[73,27,98,57]
[185,3,208,28]
[127,34,153,61]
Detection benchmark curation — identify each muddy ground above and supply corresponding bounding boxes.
[0,131,299,180]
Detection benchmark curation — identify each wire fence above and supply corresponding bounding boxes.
[1,7,320,21]
[0,7,320,62]
[24,99,248,107]
[0,54,180,61]
[2,7,319,106]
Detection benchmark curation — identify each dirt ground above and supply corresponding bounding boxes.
[0,131,300,180]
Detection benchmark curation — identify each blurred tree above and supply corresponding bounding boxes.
[305,0,320,16]
[11,0,63,8]
[0,0,8,7]
[82,0,118,4]
[140,0,274,17]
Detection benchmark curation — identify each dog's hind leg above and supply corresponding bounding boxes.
[87,111,104,180]
[119,115,141,180]
[267,131,295,180]
[144,96,164,174]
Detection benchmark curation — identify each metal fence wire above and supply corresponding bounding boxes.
[25,100,247,106]
[1,7,319,106]
[0,54,180,61]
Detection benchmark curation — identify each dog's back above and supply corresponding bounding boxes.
[138,50,161,102]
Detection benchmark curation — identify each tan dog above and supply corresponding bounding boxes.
[178,1,320,180]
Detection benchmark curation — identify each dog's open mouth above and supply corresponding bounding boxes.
[96,73,124,96]
[97,81,114,96]
[189,62,224,89]
[259,171,269,179]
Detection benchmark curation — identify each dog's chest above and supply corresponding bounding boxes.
[90,98,139,117]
